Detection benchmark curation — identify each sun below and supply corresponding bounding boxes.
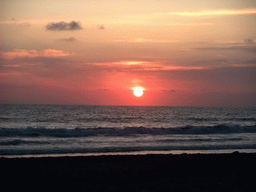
[133,88,144,97]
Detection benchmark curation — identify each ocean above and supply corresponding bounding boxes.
[1,105,256,157]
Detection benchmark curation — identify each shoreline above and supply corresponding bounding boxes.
[1,148,256,158]
[1,152,256,191]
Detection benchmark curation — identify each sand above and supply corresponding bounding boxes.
[1,152,256,191]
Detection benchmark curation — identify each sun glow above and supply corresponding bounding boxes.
[132,87,144,97]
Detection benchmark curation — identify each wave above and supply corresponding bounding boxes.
[2,116,255,124]
[0,139,49,146]
[1,124,256,138]
[2,144,256,156]
[187,117,256,122]
[0,137,243,147]
[158,137,243,143]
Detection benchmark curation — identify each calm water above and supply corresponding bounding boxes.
[1,105,256,156]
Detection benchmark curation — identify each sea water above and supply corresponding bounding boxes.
[1,105,256,157]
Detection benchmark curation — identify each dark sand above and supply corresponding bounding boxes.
[1,152,256,191]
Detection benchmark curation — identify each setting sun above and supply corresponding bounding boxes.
[1,0,255,107]
[133,88,144,97]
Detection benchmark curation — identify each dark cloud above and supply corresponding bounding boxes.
[180,91,256,107]
[195,45,256,53]
[194,39,256,53]
[195,59,228,66]
[46,21,82,31]
[9,18,31,27]
[98,25,105,30]
[97,88,109,91]
[245,59,256,65]
[59,37,77,42]
[161,89,175,93]
[244,39,255,44]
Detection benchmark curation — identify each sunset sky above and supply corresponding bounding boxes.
[1,0,256,106]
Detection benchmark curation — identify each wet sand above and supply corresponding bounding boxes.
[1,152,256,191]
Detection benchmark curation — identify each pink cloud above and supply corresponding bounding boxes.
[1,49,73,59]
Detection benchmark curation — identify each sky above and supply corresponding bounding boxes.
[0,0,256,106]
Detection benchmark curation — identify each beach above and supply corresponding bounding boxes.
[1,152,256,191]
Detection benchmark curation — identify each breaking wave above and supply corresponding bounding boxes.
[1,124,256,138]
[0,140,49,146]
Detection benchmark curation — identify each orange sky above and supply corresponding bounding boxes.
[1,0,256,106]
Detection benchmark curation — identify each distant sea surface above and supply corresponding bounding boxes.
[1,105,256,157]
